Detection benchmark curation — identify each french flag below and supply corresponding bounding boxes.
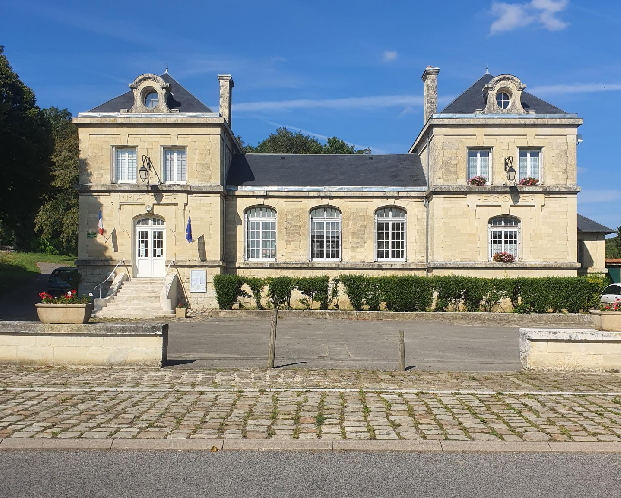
[98,208,104,235]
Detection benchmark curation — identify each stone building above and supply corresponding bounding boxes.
[74,67,611,316]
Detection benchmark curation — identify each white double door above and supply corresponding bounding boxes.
[135,218,165,277]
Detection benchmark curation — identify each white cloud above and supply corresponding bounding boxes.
[527,83,621,96]
[490,0,568,35]
[233,94,426,113]
[383,51,398,62]
[578,189,621,205]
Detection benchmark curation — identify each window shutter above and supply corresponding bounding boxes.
[530,153,539,179]
[519,152,527,179]
[480,152,489,180]
[468,153,477,179]
[179,149,187,182]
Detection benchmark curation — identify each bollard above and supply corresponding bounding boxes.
[268,307,278,368]
[398,330,405,371]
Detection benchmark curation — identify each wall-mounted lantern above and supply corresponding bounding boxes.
[138,155,162,186]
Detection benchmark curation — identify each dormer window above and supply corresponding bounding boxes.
[496,92,510,109]
[144,91,159,109]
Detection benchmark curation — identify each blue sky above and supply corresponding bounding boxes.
[2,0,620,230]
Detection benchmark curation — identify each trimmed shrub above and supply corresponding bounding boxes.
[379,276,433,312]
[267,276,295,309]
[213,274,246,310]
[296,276,330,310]
[244,277,265,310]
[340,275,381,311]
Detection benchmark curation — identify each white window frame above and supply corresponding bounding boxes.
[467,148,492,183]
[517,148,542,182]
[113,147,137,184]
[309,207,341,261]
[375,207,407,262]
[488,216,520,261]
[244,207,276,261]
[162,147,187,184]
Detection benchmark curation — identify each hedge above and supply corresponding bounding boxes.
[213,273,608,313]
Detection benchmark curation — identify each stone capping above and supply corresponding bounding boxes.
[0,322,167,337]
[204,309,593,327]
[233,261,427,270]
[77,184,226,194]
[428,185,580,194]
[429,261,581,269]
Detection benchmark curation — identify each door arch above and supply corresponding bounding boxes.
[135,216,166,277]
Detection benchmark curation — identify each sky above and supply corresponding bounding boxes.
[2,0,620,231]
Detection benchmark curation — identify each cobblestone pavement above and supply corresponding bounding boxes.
[2,366,621,442]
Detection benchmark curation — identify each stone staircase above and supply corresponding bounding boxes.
[93,277,174,319]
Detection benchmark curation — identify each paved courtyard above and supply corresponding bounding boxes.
[166,318,523,371]
[2,366,621,443]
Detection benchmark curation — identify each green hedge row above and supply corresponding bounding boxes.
[212,275,336,310]
[213,274,608,313]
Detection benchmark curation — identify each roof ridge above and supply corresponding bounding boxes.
[439,73,493,114]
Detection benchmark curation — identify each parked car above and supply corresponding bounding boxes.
[600,283,621,305]
[46,267,80,297]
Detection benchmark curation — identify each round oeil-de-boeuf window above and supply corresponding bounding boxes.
[496,92,510,109]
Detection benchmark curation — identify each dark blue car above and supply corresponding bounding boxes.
[46,267,80,297]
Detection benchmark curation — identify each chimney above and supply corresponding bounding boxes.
[218,74,234,128]
[421,66,440,123]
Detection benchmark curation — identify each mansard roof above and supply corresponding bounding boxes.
[227,153,426,188]
[440,73,566,115]
[577,214,615,234]
[89,72,212,113]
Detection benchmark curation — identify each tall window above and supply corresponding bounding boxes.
[164,148,187,183]
[245,207,276,260]
[489,216,520,260]
[310,207,341,260]
[376,207,406,261]
[114,147,137,183]
[518,149,541,181]
[468,149,490,182]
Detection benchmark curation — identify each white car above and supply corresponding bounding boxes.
[600,283,621,305]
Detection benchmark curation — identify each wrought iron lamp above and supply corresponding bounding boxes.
[504,156,516,185]
[138,155,162,186]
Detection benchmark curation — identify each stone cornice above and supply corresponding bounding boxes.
[427,185,580,195]
[429,261,581,269]
[77,184,226,194]
[233,261,427,270]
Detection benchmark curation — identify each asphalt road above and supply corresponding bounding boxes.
[167,318,522,371]
[1,451,620,497]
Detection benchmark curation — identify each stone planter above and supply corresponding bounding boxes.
[590,310,621,332]
[175,307,187,318]
[35,303,93,324]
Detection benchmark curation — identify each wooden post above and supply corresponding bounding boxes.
[268,307,278,368]
[398,330,405,372]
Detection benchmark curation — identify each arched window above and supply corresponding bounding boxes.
[310,207,341,260]
[489,216,520,260]
[245,207,276,260]
[375,207,406,261]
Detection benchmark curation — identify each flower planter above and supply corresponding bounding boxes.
[176,307,187,318]
[590,310,621,332]
[35,303,93,324]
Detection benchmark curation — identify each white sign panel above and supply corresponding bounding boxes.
[190,270,207,293]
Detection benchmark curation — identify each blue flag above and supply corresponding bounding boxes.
[185,216,192,243]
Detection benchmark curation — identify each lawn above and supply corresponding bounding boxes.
[0,251,76,296]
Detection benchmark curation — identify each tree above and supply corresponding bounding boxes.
[0,46,53,249]
[606,226,621,259]
[239,127,370,155]
[35,108,79,254]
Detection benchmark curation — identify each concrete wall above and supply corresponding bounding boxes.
[578,232,607,274]
[520,328,621,371]
[0,322,168,367]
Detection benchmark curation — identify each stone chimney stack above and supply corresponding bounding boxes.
[421,66,440,123]
[218,74,234,128]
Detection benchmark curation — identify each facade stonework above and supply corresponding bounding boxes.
[75,69,607,310]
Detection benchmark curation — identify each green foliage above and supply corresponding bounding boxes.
[267,276,295,309]
[339,275,381,311]
[244,277,265,309]
[213,274,246,310]
[606,230,621,259]
[296,276,330,309]
[379,276,433,312]
[240,127,371,155]
[0,251,76,296]
[0,46,53,249]
[35,107,79,255]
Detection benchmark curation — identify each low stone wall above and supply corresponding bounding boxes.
[520,328,621,371]
[204,309,594,328]
[0,322,167,367]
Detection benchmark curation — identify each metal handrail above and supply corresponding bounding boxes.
[163,260,175,283]
[93,259,125,299]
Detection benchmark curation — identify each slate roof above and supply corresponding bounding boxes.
[440,73,566,115]
[577,214,615,234]
[89,73,212,113]
[226,154,426,188]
